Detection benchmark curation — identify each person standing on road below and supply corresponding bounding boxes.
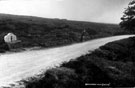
[80,29,86,42]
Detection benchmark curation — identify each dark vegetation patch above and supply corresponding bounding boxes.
[0,14,128,53]
[23,37,135,87]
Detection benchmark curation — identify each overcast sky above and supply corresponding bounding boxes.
[0,0,132,23]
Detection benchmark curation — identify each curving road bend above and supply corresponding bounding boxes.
[0,35,134,87]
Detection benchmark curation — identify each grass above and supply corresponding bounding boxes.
[0,13,129,53]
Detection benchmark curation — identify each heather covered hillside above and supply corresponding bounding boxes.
[0,14,128,52]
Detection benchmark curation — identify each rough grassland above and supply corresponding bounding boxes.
[0,14,128,52]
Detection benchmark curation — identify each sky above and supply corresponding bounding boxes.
[0,0,132,23]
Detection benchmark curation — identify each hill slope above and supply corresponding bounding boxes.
[0,14,128,52]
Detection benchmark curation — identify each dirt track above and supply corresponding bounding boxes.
[0,35,134,87]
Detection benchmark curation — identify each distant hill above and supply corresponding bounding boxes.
[0,14,128,52]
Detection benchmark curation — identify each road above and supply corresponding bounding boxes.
[0,35,134,87]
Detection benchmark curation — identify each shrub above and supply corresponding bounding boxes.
[0,39,9,52]
[62,56,111,84]
[26,67,79,88]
